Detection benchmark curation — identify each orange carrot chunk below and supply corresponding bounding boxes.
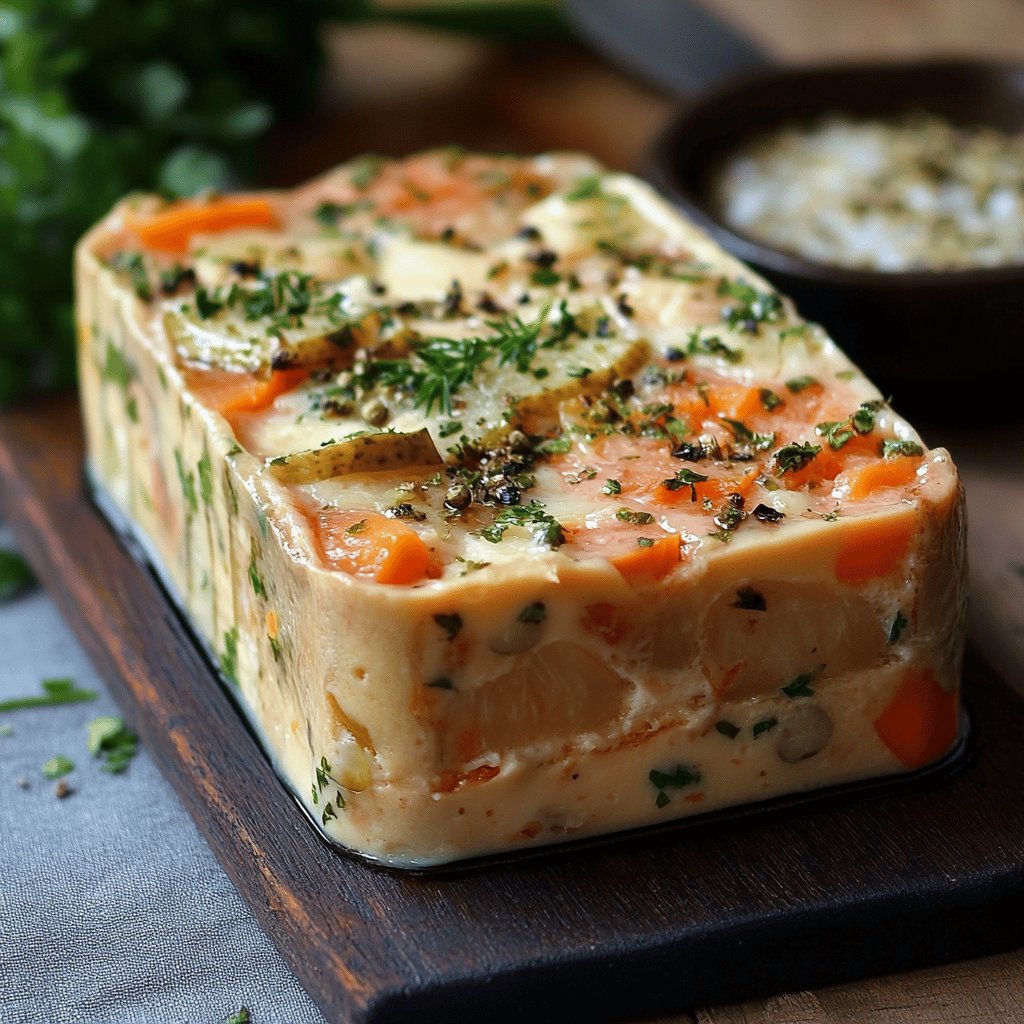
[133,196,279,255]
[874,668,959,769]
[610,532,681,582]
[317,510,432,586]
[847,454,921,501]
[834,514,916,584]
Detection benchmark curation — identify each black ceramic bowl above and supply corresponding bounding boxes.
[648,60,1024,418]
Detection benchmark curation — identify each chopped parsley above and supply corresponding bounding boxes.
[220,627,240,686]
[517,602,546,624]
[350,154,385,190]
[781,672,816,698]
[223,1010,251,1024]
[530,267,561,287]
[716,278,784,332]
[426,677,455,690]
[785,375,818,393]
[41,754,74,780]
[433,613,463,640]
[616,507,656,525]
[564,175,603,202]
[881,438,924,458]
[248,540,266,599]
[660,468,708,502]
[0,548,34,601]
[0,678,96,713]
[759,388,783,411]
[732,586,766,611]
[602,479,622,496]
[86,715,138,773]
[774,441,821,474]
[197,452,213,505]
[478,501,565,548]
[109,250,152,301]
[715,721,741,739]
[888,610,909,645]
[686,329,741,363]
[649,762,702,807]
[752,717,778,738]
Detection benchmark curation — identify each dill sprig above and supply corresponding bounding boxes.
[350,304,555,416]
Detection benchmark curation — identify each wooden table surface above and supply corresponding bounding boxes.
[268,3,1024,1021]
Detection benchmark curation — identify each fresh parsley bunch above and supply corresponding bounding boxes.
[0,0,325,404]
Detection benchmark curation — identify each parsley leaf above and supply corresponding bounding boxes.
[478,500,565,547]
[774,441,821,474]
[0,678,96,713]
[86,715,138,773]
[41,754,74,779]
[433,613,462,640]
[0,548,34,601]
[888,610,909,645]
[881,438,924,458]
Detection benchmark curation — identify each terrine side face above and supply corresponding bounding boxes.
[75,150,966,867]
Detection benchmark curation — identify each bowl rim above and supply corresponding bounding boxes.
[649,56,1024,290]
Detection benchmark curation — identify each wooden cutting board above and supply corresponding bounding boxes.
[2,395,1023,1024]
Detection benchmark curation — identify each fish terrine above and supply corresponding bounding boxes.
[76,150,966,867]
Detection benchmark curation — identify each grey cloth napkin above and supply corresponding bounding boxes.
[0,528,327,1024]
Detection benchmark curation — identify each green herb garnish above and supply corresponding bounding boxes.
[660,468,708,502]
[433,613,463,640]
[715,721,740,740]
[774,441,821,474]
[517,602,546,624]
[716,278,784,332]
[616,507,656,526]
[781,672,815,698]
[649,762,702,808]
[41,754,74,779]
[752,717,778,738]
[881,438,924,458]
[785,375,818,393]
[888,610,909,645]
[479,500,565,548]
[220,627,240,686]
[87,715,138,773]
[0,548,34,601]
[0,678,96,713]
[602,479,622,496]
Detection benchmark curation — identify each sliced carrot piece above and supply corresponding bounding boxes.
[184,366,308,418]
[316,510,432,585]
[653,470,756,507]
[133,196,280,255]
[834,514,916,584]
[874,668,958,769]
[707,384,761,422]
[784,446,842,489]
[847,454,921,501]
[611,533,681,583]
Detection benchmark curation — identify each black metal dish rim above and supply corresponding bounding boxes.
[648,56,1024,290]
[86,467,975,881]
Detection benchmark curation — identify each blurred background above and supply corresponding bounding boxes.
[4,0,1024,405]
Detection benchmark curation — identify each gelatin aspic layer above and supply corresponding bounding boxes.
[76,150,966,867]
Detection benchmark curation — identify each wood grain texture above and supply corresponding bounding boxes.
[2,395,1024,1024]
[698,947,1024,1024]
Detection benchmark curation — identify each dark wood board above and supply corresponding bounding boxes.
[3,395,1024,1024]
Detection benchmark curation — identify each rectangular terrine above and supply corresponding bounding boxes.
[76,150,966,867]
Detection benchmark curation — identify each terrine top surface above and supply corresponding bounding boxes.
[82,149,955,595]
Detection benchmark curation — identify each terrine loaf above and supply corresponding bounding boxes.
[76,150,966,867]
